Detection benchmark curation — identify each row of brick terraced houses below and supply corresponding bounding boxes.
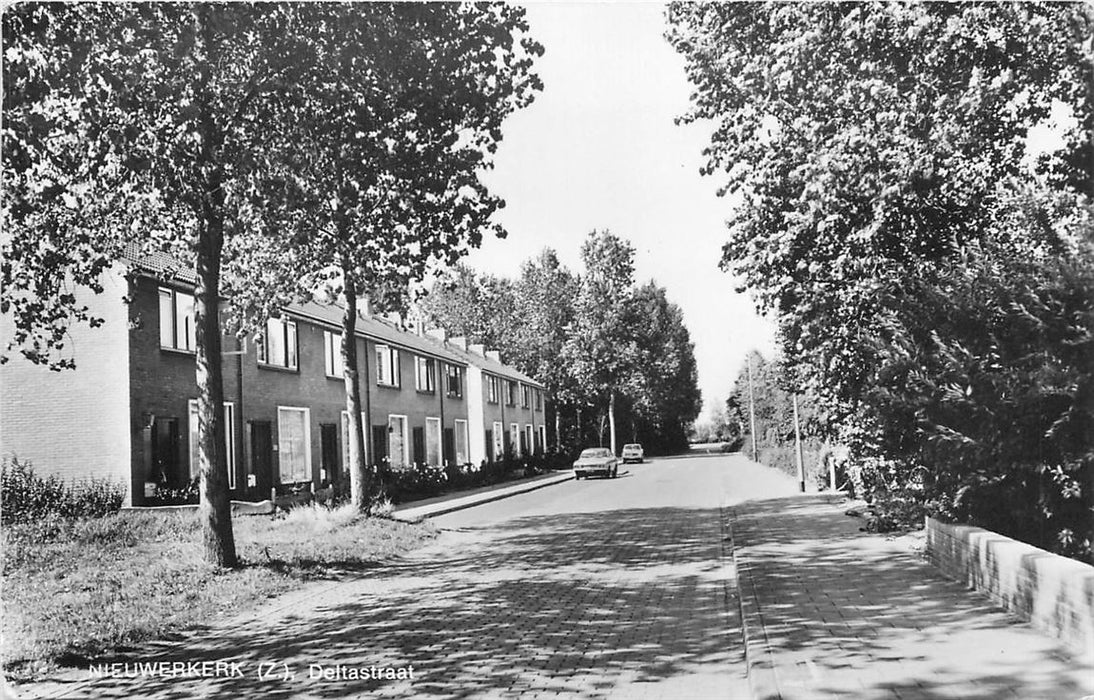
[0,251,546,506]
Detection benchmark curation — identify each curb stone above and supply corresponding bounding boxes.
[730,493,848,700]
[729,505,782,700]
[391,471,574,522]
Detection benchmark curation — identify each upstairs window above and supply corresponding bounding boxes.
[534,388,543,411]
[376,344,400,387]
[258,317,297,370]
[506,380,517,406]
[159,287,196,352]
[521,384,531,408]
[415,356,436,393]
[487,375,500,404]
[445,364,463,398]
[323,331,344,378]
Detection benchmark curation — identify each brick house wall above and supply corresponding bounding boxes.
[3,266,537,507]
[463,365,545,466]
[233,311,353,500]
[0,266,134,504]
[363,340,469,468]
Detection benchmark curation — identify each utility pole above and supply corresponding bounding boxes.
[747,353,758,462]
[792,392,805,493]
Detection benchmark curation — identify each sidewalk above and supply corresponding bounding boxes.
[390,469,573,521]
[729,494,1094,700]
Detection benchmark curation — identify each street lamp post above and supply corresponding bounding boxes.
[747,353,758,462]
[792,392,805,493]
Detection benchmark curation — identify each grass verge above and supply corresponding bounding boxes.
[1,505,436,680]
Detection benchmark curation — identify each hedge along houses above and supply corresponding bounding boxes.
[0,251,546,506]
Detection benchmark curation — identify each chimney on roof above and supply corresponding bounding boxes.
[469,343,485,356]
[408,311,426,336]
[361,297,372,317]
[450,336,469,351]
[380,311,402,329]
[426,328,446,342]
[486,349,501,362]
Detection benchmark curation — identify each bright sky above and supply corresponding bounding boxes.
[468,1,775,421]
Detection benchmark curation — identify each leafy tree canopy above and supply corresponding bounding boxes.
[667,2,1093,405]
[670,2,1094,560]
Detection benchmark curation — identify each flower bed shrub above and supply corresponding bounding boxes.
[1,457,125,525]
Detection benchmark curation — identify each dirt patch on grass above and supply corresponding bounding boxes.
[1,506,436,680]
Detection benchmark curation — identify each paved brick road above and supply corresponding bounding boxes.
[27,455,794,700]
[731,495,1093,700]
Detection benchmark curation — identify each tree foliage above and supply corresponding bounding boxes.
[4,2,330,567]
[669,2,1094,560]
[419,235,702,455]
[419,264,518,351]
[3,3,542,559]
[563,231,639,452]
[624,281,702,450]
[223,3,542,511]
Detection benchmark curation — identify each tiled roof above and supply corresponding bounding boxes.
[430,338,543,388]
[120,242,197,284]
[287,301,471,366]
[119,244,543,387]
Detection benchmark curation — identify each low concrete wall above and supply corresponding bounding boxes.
[926,517,1094,660]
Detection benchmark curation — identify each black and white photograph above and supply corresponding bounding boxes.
[1,2,1092,698]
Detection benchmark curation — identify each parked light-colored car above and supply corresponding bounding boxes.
[572,447,619,479]
[621,443,644,464]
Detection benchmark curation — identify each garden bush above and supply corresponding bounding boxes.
[1,457,125,524]
[758,445,828,487]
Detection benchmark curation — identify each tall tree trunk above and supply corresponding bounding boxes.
[340,264,369,512]
[194,224,236,568]
[554,406,560,452]
[194,4,235,568]
[608,391,617,455]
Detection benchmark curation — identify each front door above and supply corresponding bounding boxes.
[372,425,388,467]
[412,427,425,466]
[320,423,339,485]
[443,428,455,467]
[151,418,180,486]
[250,420,273,496]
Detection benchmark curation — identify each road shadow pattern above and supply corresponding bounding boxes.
[56,505,746,699]
[731,495,1093,700]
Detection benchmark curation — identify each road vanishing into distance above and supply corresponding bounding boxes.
[33,453,800,699]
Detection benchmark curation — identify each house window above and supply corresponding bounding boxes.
[324,331,344,378]
[487,375,500,404]
[445,364,463,398]
[277,406,311,483]
[534,389,543,411]
[415,356,436,393]
[506,381,517,406]
[454,419,470,465]
[525,424,534,457]
[425,417,442,466]
[492,421,504,461]
[538,425,547,454]
[159,287,196,352]
[259,317,297,370]
[187,400,236,489]
[388,414,409,468]
[509,423,519,458]
[521,384,531,408]
[376,345,400,387]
